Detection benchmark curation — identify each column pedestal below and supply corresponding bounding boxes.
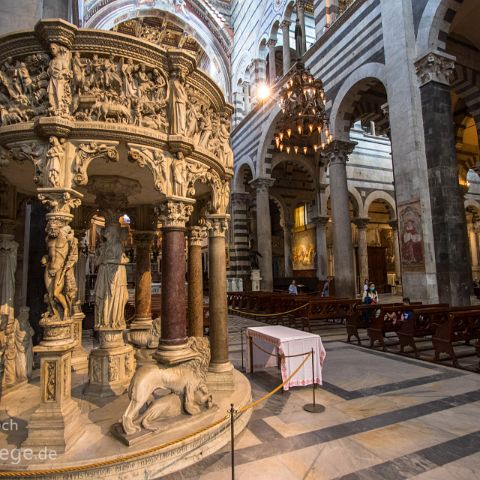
[23,318,84,453]
[207,215,233,391]
[71,308,88,371]
[86,330,135,397]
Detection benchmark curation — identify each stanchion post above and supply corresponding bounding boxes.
[303,348,325,413]
[229,403,236,480]
[240,327,244,372]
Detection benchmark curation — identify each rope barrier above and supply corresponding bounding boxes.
[228,303,309,317]
[250,340,312,359]
[237,351,312,414]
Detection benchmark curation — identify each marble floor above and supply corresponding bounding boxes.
[165,313,480,480]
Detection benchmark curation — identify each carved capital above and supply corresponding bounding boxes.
[37,187,83,218]
[415,51,456,87]
[267,38,277,49]
[280,20,292,30]
[160,197,195,228]
[206,214,230,238]
[250,177,275,194]
[133,230,156,249]
[34,19,78,50]
[322,140,356,166]
[353,217,369,230]
[72,142,119,186]
[188,225,208,246]
[312,215,330,228]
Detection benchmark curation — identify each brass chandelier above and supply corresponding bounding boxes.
[274,63,332,155]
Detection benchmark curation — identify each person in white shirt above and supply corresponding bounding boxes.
[288,280,298,295]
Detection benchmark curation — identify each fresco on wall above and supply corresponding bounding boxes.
[292,228,315,270]
[398,200,425,271]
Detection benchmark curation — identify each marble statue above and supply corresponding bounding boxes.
[0,235,17,323]
[45,136,65,188]
[95,223,129,330]
[47,43,72,116]
[42,219,77,320]
[168,69,188,135]
[121,337,213,435]
[217,113,234,168]
[171,152,187,197]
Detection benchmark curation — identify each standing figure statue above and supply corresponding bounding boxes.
[168,69,188,135]
[45,136,65,187]
[94,223,129,330]
[0,235,17,324]
[47,43,72,116]
[217,113,233,168]
[42,220,76,320]
[15,307,34,380]
[171,151,187,197]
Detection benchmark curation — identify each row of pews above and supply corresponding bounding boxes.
[227,292,480,369]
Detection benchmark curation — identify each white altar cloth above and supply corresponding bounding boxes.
[246,326,326,391]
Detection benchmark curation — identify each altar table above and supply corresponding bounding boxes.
[246,326,326,391]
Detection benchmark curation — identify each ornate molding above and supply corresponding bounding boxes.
[72,142,119,186]
[322,140,357,166]
[206,214,230,238]
[415,51,456,87]
[6,141,48,185]
[37,187,83,217]
[160,197,195,228]
[128,145,169,194]
[312,215,330,228]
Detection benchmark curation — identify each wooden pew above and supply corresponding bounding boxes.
[367,303,446,351]
[432,308,480,366]
[301,299,358,332]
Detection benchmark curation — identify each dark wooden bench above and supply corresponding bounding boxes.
[432,308,480,366]
[367,304,446,351]
[300,299,358,332]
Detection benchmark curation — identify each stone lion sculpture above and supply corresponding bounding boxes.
[122,336,213,435]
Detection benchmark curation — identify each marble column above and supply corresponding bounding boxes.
[23,188,85,453]
[416,51,471,305]
[323,140,356,298]
[389,220,402,281]
[283,222,293,277]
[155,197,195,365]
[242,81,251,114]
[207,214,233,390]
[354,218,369,286]
[250,177,275,290]
[296,0,307,56]
[267,39,277,84]
[313,216,329,279]
[188,226,206,338]
[281,20,291,75]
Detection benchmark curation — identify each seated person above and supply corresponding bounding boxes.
[386,297,412,325]
[288,280,298,295]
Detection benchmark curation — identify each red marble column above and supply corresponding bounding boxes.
[155,198,195,365]
[188,226,206,337]
[133,231,155,326]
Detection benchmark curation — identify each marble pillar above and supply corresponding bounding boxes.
[283,222,293,277]
[267,39,277,84]
[207,214,233,390]
[416,51,471,305]
[296,0,307,56]
[281,20,291,75]
[154,197,196,365]
[354,218,369,286]
[469,223,479,276]
[323,141,356,298]
[313,216,329,280]
[188,226,206,338]
[129,230,156,347]
[23,188,85,453]
[251,177,275,290]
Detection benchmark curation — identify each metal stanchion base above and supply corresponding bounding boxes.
[303,403,326,413]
